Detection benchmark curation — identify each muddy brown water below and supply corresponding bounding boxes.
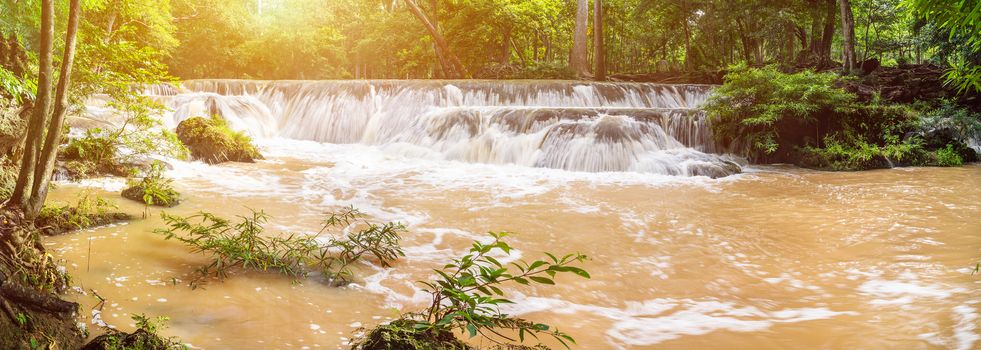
[43,140,980,350]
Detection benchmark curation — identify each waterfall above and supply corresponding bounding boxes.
[148,80,741,177]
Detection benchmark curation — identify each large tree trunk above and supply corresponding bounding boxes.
[593,0,605,80]
[403,0,468,78]
[839,0,857,72]
[28,0,81,215]
[820,0,836,66]
[10,0,55,212]
[570,0,590,78]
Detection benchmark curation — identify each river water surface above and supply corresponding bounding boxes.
[45,80,981,350]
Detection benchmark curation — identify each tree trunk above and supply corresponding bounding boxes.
[820,0,836,65]
[593,0,605,80]
[403,0,468,78]
[10,0,54,212]
[570,0,590,78]
[29,0,81,215]
[808,2,821,55]
[682,16,693,70]
[839,0,857,73]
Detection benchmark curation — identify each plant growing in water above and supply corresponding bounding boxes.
[36,192,127,234]
[156,207,404,287]
[354,232,589,350]
[123,161,181,215]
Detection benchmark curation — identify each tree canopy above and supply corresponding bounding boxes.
[0,0,977,89]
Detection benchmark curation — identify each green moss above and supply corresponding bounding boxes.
[175,116,262,164]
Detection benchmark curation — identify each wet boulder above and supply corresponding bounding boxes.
[688,160,742,178]
[175,116,263,164]
[121,185,181,207]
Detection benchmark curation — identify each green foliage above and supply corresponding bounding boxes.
[704,65,856,160]
[0,67,35,103]
[352,318,474,350]
[903,0,981,94]
[132,314,170,335]
[800,133,918,170]
[935,144,964,166]
[14,312,28,328]
[156,207,404,287]
[95,313,188,350]
[61,98,189,178]
[356,232,589,349]
[123,161,181,218]
[62,129,118,173]
[37,192,120,233]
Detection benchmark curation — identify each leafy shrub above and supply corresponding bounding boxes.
[0,67,36,104]
[62,129,119,173]
[935,144,964,166]
[354,232,588,350]
[156,207,404,287]
[122,161,180,209]
[59,94,190,179]
[704,64,856,161]
[175,116,262,164]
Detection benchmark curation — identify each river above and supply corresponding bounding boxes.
[46,80,980,350]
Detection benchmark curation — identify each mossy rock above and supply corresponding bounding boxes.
[176,116,262,164]
[80,329,181,350]
[353,319,474,350]
[121,185,181,207]
[35,207,131,236]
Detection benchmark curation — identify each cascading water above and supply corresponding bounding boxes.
[150,80,742,177]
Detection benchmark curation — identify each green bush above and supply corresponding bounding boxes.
[156,207,404,287]
[704,64,856,161]
[935,144,964,166]
[354,232,588,350]
[62,129,118,166]
[122,161,181,209]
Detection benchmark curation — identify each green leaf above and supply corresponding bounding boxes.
[529,276,554,285]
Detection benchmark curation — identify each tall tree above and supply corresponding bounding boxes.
[594,0,605,79]
[31,0,81,213]
[403,0,468,78]
[10,0,55,212]
[570,0,590,78]
[8,0,82,217]
[820,0,837,65]
[840,0,857,72]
